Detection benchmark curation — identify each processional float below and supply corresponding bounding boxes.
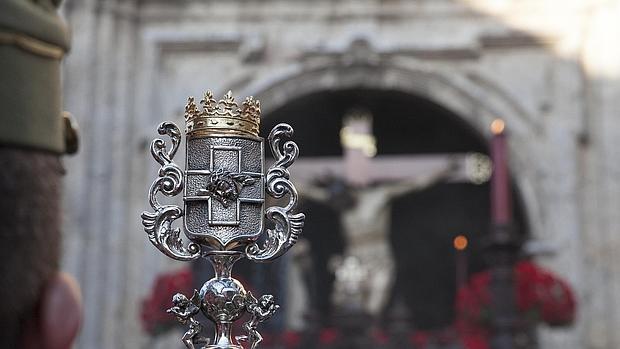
[141,90,305,349]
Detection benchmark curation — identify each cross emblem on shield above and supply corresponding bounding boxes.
[184,139,265,248]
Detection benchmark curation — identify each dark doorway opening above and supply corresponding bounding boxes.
[262,88,529,330]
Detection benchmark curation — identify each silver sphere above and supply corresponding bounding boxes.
[199,277,247,322]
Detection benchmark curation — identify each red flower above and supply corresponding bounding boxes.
[140,267,194,335]
[514,261,576,325]
[319,327,340,344]
[282,330,302,348]
[455,260,576,348]
[410,331,430,347]
[371,328,389,345]
[455,271,491,326]
[461,332,490,349]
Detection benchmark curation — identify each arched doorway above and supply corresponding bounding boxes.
[261,88,530,331]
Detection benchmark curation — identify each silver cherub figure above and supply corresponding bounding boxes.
[236,292,280,349]
[167,291,210,349]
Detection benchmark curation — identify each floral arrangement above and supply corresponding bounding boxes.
[142,261,575,349]
[455,260,576,349]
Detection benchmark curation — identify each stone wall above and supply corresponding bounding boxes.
[60,1,620,348]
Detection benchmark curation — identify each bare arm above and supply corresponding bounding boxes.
[295,179,330,202]
[167,303,200,318]
[380,158,459,199]
[168,306,190,318]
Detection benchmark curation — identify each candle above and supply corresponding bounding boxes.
[454,235,468,289]
[490,119,512,224]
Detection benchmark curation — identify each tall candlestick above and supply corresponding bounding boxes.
[487,119,520,349]
[490,119,512,225]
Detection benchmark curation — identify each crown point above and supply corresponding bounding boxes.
[200,90,217,112]
[184,96,199,120]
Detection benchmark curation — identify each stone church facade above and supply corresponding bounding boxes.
[60,0,620,348]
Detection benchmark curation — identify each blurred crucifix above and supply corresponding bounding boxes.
[292,109,491,316]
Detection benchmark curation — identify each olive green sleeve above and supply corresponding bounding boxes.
[0,0,70,154]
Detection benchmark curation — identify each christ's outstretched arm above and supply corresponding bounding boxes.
[379,157,460,199]
[295,180,331,203]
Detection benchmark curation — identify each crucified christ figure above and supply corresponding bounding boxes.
[298,158,458,315]
[295,111,480,316]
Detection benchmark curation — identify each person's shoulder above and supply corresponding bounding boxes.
[0,0,70,51]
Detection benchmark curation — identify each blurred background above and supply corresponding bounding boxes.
[57,0,620,348]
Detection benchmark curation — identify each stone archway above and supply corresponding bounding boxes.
[232,65,536,332]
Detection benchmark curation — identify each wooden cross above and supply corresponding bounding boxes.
[288,109,490,315]
[289,110,491,188]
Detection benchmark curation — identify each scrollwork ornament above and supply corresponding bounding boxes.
[141,122,201,261]
[246,123,306,262]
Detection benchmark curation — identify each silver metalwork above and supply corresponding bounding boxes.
[246,124,305,262]
[168,291,210,349]
[237,292,280,349]
[141,92,305,349]
[198,168,257,208]
[141,122,202,261]
[183,136,265,247]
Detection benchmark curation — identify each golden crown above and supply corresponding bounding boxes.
[184,90,261,138]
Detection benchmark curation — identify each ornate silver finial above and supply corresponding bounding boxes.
[141,91,304,349]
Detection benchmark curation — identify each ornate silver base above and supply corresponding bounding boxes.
[168,251,279,349]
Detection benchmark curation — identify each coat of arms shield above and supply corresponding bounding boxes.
[183,135,265,249]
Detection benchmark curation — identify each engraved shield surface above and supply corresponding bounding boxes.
[184,135,264,249]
